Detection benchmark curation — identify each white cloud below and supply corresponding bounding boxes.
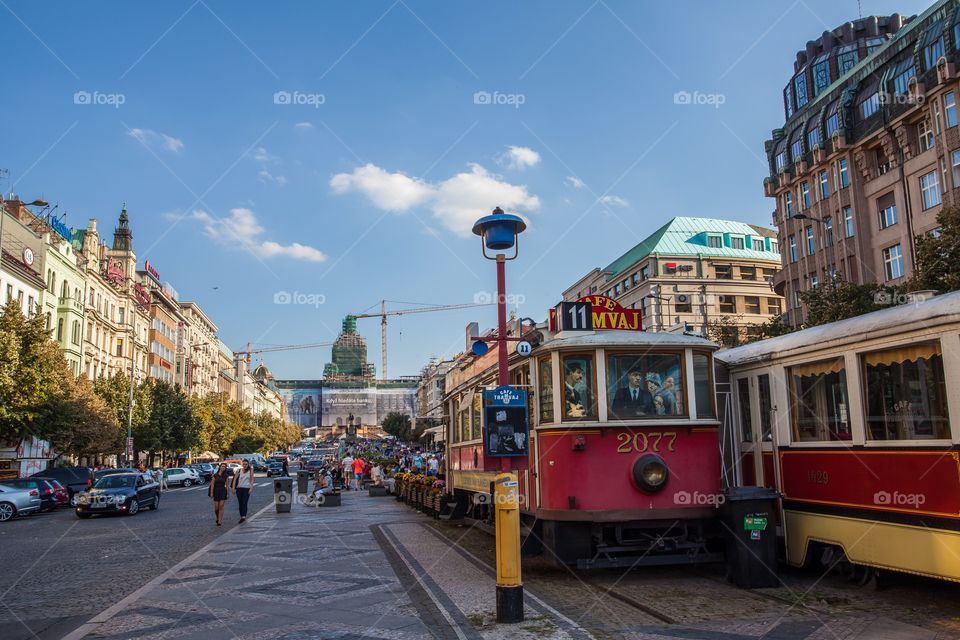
[127,128,183,153]
[294,122,314,130]
[253,146,275,162]
[497,145,540,170]
[565,176,585,189]
[258,168,288,186]
[600,195,629,207]
[189,207,326,262]
[330,163,433,211]
[329,162,539,236]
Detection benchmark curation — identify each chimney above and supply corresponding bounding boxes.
[866,16,879,37]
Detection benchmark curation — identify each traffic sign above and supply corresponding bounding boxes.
[471,340,490,356]
[515,340,532,356]
[126,437,134,457]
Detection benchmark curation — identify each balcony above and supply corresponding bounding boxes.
[57,296,84,313]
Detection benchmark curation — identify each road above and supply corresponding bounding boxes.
[0,475,279,640]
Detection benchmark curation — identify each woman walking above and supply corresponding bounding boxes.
[209,463,230,526]
[233,459,255,523]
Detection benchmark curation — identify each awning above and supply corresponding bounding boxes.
[863,342,941,367]
[789,358,845,378]
[918,19,945,49]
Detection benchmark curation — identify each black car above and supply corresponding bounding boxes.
[266,462,283,477]
[186,464,214,482]
[95,468,140,481]
[1,478,58,512]
[30,467,93,498]
[75,473,160,518]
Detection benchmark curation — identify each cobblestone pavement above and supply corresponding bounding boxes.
[0,477,277,640]
[424,514,960,640]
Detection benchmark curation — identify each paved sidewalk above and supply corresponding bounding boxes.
[64,489,589,640]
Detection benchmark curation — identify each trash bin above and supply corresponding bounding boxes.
[297,470,311,494]
[274,477,293,513]
[721,486,779,588]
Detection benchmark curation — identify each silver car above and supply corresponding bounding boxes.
[0,483,43,521]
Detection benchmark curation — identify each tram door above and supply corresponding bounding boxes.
[733,374,776,488]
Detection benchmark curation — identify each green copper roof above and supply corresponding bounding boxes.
[602,217,780,277]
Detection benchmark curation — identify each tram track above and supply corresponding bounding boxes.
[582,578,678,624]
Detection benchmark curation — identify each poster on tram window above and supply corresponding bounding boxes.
[482,386,529,457]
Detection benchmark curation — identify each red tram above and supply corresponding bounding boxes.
[444,296,727,568]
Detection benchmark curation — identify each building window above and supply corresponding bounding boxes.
[744,296,761,314]
[818,170,829,198]
[924,36,945,71]
[860,93,880,119]
[56,319,64,342]
[775,152,787,172]
[863,342,949,440]
[813,59,831,96]
[789,235,798,263]
[784,192,794,217]
[807,126,820,150]
[826,112,840,138]
[740,266,757,280]
[838,47,858,74]
[810,274,819,289]
[789,358,851,441]
[793,288,802,308]
[622,278,629,291]
[794,72,809,109]
[785,84,794,119]
[946,92,957,128]
[843,206,854,237]
[918,119,935,152]
[707,235,722,249]
[766,297,781,315]
[715,264,733,279]
[718,295,736,314]
[800,182,810,209]
[824,216,834,246]
[791,138,804,161]
[614,284,621,296]
[730,236,745,250]
[879,204,898,229]
[770,240,778,253]
[893,65,916,95]
[72,321,80,346]
[631,273,639,286]
[805,226,815,255]
[920,171,941,209]
[952,150,960,189]
[883,244,904,280]
[838,158,849,188]
[640,265,649,280]
[116,339,124,357]
[752,238,765,251]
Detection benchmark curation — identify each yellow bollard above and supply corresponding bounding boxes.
[494,472,523,623]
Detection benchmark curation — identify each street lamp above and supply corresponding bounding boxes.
[791,213,826,225]
[471,206,526,624]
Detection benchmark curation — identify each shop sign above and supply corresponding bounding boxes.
[133,282,152,309]
[482,385,528,457]
[144,260,160,281]
[50,217,72,241]
[549,295,643,332]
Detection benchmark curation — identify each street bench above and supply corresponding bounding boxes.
[303,491,341,507]
[368,486,389,497]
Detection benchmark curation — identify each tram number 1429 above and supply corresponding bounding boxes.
[616,431,677,454]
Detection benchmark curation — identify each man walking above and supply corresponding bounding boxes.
[352,456,365,491]
[341,453,354,490]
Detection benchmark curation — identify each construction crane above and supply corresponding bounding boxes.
[351,300,493,380]
[233,341,336,366]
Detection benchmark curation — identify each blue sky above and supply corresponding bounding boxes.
[2,0,930,378]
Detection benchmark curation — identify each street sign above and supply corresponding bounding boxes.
[515,340,532,356]
[482,386,529,457]
[126,437,134,457]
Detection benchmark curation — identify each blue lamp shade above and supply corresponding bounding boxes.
[471,207,527,251]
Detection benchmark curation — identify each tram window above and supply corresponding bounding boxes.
[472,393,482,440]
[758,374,773,441]
[460,408,470,442]
[862,342,949,440]
[693,352,715,418]
[737,379,753,442]
[454,409,461,443]
[538,357,554,423]
[607,353,684,419]
[562,354,597,420]
[788,358,850,442]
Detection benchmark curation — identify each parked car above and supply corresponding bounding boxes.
[0,484,42,521]
[186,464,214,483]
[37,478,70,507]
[266,462,283,477]
[95,468,140,481]
[30,467,94,498]
[303,459,325,473]
[75,473,159,518]
[163,467,199,487]
[0,478,59,512]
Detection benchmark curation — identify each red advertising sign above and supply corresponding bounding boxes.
[133,282,151,310]
[105,260,125,287]
[144,260,160,281]
[549,295,643,332]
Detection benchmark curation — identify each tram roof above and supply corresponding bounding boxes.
[717,290,960,367]
[543,330,717,351]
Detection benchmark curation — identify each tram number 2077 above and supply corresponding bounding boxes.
[616,431,677,454]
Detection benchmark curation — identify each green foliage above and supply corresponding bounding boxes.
[910,204,960,294]
[798,277,901,327]
[229,434,265,453]
[381,411,424,442]
[143,381,198,453]
[93,372,152,436]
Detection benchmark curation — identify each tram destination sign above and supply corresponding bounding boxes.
[482,385,529,458]
[549,295,644,332]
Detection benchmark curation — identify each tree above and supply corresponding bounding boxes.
[229,434,265,453]
[48,376,122,458]
[140,381,197,462]
[911,204,960,294]
[0,302,73,443]
[798,277,901,327]
[93,372,152,443]
[705,314,745,348]
[381,411,424,442]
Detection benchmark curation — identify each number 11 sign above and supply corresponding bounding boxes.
[558,301,592,331]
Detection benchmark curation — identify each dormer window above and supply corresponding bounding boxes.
[922,21,945,71]
[730,236,745,250]
[794,72,809,109]
[707,235,723,249]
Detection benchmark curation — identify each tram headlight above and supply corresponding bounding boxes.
[633,454,669,493]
